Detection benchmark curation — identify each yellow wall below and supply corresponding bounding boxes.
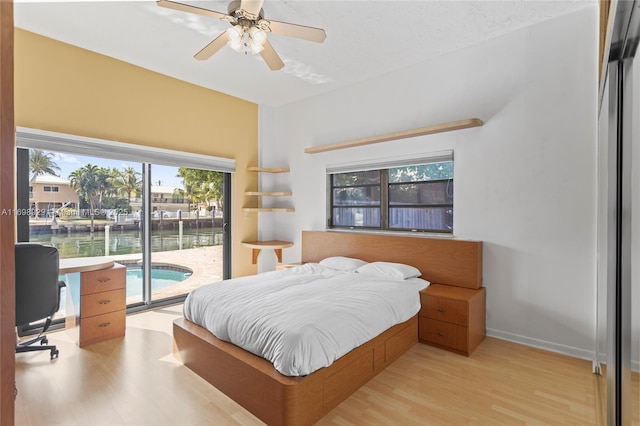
[14,29,259,277]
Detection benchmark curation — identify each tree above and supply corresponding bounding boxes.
[177,168,223,212]
[69,164,111,233]
[388,162,453,183]
[29,149,61,179]
[110,166,142,208]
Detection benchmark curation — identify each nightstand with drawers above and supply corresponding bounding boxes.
[418,284,486,356]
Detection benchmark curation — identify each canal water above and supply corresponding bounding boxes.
[30,227,223,259]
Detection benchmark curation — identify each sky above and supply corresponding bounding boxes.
[49,151,184,189]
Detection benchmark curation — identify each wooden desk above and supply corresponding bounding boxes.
[61,257,126,347]
[59,256,115,274]
[241,240,293,264]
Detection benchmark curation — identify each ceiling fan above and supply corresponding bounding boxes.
[157,0,327,71]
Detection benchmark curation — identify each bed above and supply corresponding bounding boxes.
[173,231,483,425]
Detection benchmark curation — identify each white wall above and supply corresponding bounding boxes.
[259,6,598,358]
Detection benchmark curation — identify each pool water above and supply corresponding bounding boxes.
[125,267,191,297]
[56,265,192,317]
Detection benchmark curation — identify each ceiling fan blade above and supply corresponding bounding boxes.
[266,20,326,43]
[157,0,228,21]
[260,40,284,71]
[240,0,264,18]
[194,33,229,60]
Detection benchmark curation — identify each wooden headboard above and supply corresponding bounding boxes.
[301,231,482,289]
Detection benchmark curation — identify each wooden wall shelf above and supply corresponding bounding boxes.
[244,191,292,197]
[242,240,293,264]
[304,118,483,154]
[245,166,293,213]
[243,208,295,213]
[247,167,290,173]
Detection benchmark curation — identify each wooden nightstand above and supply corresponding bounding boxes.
[418,284,486,356]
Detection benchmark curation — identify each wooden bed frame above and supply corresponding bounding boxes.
[173,231,483,425]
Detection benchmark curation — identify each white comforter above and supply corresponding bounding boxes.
[183,263,429,376]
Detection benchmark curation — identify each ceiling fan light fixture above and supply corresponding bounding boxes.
[226,25,244,41]
[228,25,267,55]
[250,42,264,55]
[228,38,243,52]
[226,25,245,52]
[249,26,267,46]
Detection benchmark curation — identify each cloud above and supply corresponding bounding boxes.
[51,152,81,164]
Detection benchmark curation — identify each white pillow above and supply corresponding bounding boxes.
[319,256,368,271]
[356,261,421,280]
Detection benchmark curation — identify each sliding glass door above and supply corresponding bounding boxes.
[16,138,231,319]
[146,165,225,304]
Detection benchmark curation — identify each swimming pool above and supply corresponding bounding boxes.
[56,264,193,317]
[125,265,192,297]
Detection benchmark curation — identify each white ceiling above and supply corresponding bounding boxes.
[15,0,594,107]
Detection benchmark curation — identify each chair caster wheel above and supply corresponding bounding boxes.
[50,349,59,359]
[41,338,48,345]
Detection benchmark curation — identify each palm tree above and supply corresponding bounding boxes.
[110,166,142,208]
[69,164,105,233]
[29,149,61,179]
[187,183,206,214]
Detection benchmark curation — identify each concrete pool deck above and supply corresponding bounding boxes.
[109,245,224,304]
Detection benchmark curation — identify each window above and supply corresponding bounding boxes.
[331,170,381,227]
[43,186,59,192]
[329,154,453,233]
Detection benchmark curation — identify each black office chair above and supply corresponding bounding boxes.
[15,243,66,360]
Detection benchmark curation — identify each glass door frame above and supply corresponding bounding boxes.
[598,2,639,424]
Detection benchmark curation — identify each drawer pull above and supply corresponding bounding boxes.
[437,331,446,336]
[98,322,111,328]
[98,300,111,305]
[437,308,445,313]
[98,278,111,283]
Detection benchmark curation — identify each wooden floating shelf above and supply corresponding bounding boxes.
[241,240,293,250]
[247,167,290,173]
[242,208,295,213]
[241,240,293,264]
[244,191,292,197]
[304,118,484,154]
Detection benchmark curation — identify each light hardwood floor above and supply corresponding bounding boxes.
[15,305,599,425]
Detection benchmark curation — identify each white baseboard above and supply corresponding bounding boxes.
[486,328,596,362]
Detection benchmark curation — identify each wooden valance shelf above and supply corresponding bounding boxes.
[247,167,290,173]
[244,191,292,197]
[304,118,484,154]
